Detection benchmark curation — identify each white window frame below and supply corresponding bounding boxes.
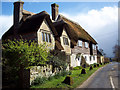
[41,31,52,43]
[78,40,82,47]
[93,44,96,50]
[85,42,88,48]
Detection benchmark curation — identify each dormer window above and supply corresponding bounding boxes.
[42,32,51,43]
[85,42,88,48]
[63,37,69,45]
[78,40,82,47]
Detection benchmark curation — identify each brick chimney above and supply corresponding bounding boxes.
[13,0,24,28]
[51,3,59,21]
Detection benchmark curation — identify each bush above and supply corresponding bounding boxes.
[81,68,86,74]
[73,66,82,70]
[94,63,97,65]
[32,77,48,85]
[2,39,50,70]
[73,67,79,70]
[94,64,97,68]
[54,72,61,79]
[68,71,72,75]
[97,64,99,67]
[61,70,69,77]
[62,75,73,85]
[89,66,93,71]
[81,56,89,68]
[48,76,54,81]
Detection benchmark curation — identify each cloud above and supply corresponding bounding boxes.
[60,6,118,57]
[0,15,13,38]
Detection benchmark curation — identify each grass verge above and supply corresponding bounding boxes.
[31,63,108,88]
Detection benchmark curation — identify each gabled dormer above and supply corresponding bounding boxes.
[60,27,71,54]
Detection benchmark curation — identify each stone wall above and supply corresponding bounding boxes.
[30,64,69,85]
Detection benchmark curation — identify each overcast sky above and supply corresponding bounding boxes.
[0,1,118,57]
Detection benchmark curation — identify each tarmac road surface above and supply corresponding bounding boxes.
[76,62,119,89]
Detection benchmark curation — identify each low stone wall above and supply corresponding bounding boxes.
[30,65,69,85]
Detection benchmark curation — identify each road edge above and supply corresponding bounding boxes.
[76,63,110,88]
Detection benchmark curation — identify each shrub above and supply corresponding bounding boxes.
[61,70,69,77]
[2,39,50,70]
[80,56,89,68]
[48,76,54,81]
[54,72,61,79]
[94,64,97,68]
[68,71,72,75]
[73,67,79,70]
[89,66,93,71]
[49,50,68,71]
[32,77,48,85]
[73,66,82,70]
[97,64,99,67]
[62,75,73,85]
[70,67,73,70]
[81,68,86,74]
[93,63,97,65]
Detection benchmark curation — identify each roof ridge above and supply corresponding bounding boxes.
[58,14,97,44]
[59,14,83,28]
[22,9,35,15]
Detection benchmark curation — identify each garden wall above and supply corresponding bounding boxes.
[30,64,69,85]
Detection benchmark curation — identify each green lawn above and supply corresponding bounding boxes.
[31,63,108,88]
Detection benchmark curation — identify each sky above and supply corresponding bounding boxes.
[0,1,118,57]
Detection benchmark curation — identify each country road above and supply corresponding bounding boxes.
[76,62,120,89]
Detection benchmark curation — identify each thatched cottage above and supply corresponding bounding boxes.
[2,1,98,68]
[2,1,64,51]
[2,1,101,87]
[52,3,98,67]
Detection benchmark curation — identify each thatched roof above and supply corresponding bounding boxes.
[2,10,64,50]
[54,14,97,46]
[22,9,35,15]
[2,11,58,39]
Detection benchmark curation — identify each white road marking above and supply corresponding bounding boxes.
[110,76,115,89]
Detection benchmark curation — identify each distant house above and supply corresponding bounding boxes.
[51,3,98,67]
[97,50,104,63]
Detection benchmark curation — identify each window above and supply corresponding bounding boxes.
[78,40,82,47]
[45,33,47,42]
[94,45,96,50]
[90,56,91,61]
[47,33,51,43]
[85,56,87,61]
[63,37,69,45]
[93,44,96,50]
[85,42,88,48]
[42,32,51,43]
[93,56,95,60]
[42,32,45,41]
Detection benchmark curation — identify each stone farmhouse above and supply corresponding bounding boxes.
[2,1,100,67]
